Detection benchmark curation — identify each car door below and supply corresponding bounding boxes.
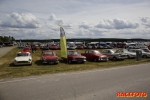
[88,51,94,60]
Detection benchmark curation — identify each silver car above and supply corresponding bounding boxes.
[115,49,136,59]
[129,49,150,58]
[101,49,127,61]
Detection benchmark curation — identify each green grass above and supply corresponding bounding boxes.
[0,47,149,79]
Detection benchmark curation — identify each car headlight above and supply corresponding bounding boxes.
[43,58,46,60]
[14,59,17,62]
[56,57,59,60]
[29,59,31,61]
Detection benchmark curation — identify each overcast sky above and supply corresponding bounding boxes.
[0,0,150,39]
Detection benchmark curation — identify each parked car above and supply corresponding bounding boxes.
[115,49,136,59]
[101,49,127,61]
[4,42,14,46]
[18,44,25,48]
[84,45,92,49]
[67,45,76,50]
[97,45,104,49]
[40,44,46,49]
[141,48,150,53]
[129,49,150,58]
[0,44,4,48]
[76,44,84,49]
[41,50,59,64]
[22,47,31,53]
[103,45,113,49]
[42,46,49,50]
[49,44,59,50]
[14,52,32,65]
[34,44,39,50]
[25,45,31,49]
[81,50,108,62]
[62,50,86,64]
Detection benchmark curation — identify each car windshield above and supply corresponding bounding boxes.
[68,51,80,55]
[142,49,150,52]
[52,44,56,46]
[115,49,122,53]
[17,53,28,57]
[43,52,54,55]
[24,48,29,50]
[110,50,116,54]
[93,51,101,54]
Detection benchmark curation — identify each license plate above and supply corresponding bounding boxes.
[49,62,54,64]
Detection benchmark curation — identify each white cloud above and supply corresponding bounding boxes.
[49,14,64,25]
[0,12,41,28]
[0,0,150,39]
[79,21,93,29]
[140,17,150,28]
[96,19,139,29]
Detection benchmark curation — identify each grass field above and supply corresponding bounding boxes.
[0,47,149,79]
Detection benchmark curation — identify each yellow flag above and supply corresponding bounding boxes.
[60,26,67,58]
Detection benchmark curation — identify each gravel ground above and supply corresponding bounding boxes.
[0,46,16,57]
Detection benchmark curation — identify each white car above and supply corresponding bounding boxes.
[14,52,32,65]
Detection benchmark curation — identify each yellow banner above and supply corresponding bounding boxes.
[60,27,67,58]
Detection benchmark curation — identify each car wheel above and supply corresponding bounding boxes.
[54,62,58,65]
[127,55,130,59]
[143,55,147,58]
[81,61,85,64]
[113,57,117,61]
[94,58,97,62]
[13,63,16,66]
[68,60,72,64]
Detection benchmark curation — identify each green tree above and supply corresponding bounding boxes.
[11,36,15,41]
[3,36,11,42]
[0,36,4,43]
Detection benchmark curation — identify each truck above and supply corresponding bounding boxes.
[81,50,108,62]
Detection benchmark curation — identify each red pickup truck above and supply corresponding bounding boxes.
[81,50,108,62]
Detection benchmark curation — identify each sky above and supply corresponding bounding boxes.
[0,0,150,39]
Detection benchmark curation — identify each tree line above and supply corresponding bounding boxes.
[0,36,15,43]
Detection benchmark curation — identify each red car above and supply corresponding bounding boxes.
[22,47,31,53]
[81,50,108,62]
[41,50,59,64]
[50,44,59,50]
[76,44,84,49]
[34,44,39,50]
[62,50,86,64]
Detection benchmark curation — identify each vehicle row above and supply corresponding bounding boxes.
[17,41,150,51]
[13,48,150,66]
